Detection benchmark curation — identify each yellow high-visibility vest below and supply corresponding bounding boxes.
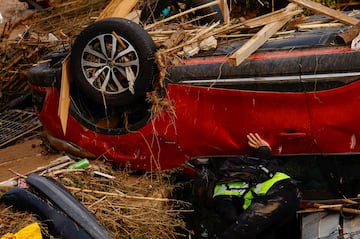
[213,181,250,198]
[213,172,290,210]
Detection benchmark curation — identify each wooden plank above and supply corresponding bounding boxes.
[297,22,344,30]
[98,0,139,20]
[229,18,290,66]
[314,203,360,215]
[241,5,290,27]
[58,55,70,135]
[228,3,299,66]
[336,22,360,44]
[243,9,302,28]
[337,2,360,8]
[219,0,230,24]
[290,0,360,25]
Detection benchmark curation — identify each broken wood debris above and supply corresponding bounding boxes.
[58,55,70,135]
[300,198,360,215]
[2,0,360,113]
[98,0,140,20]
[0,155,75,188]
[145,0,360,68]
[291,0,360,25]
[219,0,230,24]
[0,154,192,238]
[0,0,111,110]
[336,21,360,44]
[229,3,301,66]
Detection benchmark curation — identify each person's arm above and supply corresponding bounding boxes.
[246,133,272,160]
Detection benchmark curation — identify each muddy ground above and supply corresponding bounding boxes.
[0,1,58,182]
[0,3,191,238]
[0,0,27,22]
[0,137,62,183]
[0,0,63,184]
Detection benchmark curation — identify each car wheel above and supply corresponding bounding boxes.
[140,0,224,25]
[70,18,156,107]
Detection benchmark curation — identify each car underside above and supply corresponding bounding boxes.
[17,3,360,238]
[26,9,360,179]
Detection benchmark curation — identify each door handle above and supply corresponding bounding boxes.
[278,132,307,139]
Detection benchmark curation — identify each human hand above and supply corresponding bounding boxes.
[247,133,271,150]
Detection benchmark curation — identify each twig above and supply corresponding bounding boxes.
[66,186,181,202]
[8,169,26,178]
[163,21,220,53]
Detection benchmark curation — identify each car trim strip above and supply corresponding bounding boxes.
[179,72,360,85]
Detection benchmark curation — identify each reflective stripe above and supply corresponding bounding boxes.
[243,190,253,209]
[213,182,249,198]
[253,172,290,196]
[213,172,291,210]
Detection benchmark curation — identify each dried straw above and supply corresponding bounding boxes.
[0,160,193,239]
[0,0,110,107]
[49,162,192,239]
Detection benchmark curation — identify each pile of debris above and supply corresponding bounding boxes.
[1,0,360,109]
[2,0,360,238]
[0,0,111,109]
[0,156,192,238]
[146,0,360,68]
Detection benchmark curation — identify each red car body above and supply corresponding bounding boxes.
[28,22,360,173]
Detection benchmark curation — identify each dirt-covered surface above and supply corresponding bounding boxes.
[0,0,30,39]
[0,0,63,184]
[0,0,61,183]
[0,0,28,23]
[0,4,192,238]
[0,137,61,183]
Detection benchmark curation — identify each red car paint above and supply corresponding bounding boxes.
[307,80,360,153]
[29,40,360,172]
[33,81,315,171]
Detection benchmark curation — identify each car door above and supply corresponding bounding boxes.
[304,47,360,154]
[167,52,319,157]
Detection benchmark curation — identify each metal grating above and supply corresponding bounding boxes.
[0,109,42,148]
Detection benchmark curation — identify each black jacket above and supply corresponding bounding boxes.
[217,146,278,185]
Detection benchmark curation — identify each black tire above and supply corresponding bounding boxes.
[140,0,223,25]
[26,174,111,239]
[0,187,92,239]
[70,18,156,106]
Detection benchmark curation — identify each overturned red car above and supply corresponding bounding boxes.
[27,16,360,173]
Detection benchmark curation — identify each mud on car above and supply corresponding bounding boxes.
[27,5,360,184]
